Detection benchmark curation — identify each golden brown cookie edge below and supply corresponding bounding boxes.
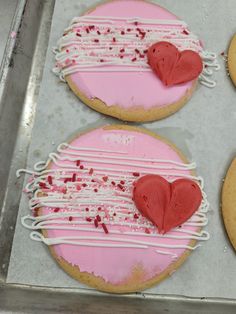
[222,157,236,251]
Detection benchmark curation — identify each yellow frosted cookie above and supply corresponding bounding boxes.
[228,34,236,87]
[222,158,236,250]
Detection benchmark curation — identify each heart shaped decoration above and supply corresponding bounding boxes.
[147,41,203,87]
[133,175,202,234]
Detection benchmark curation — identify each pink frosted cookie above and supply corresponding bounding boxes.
[53,0,219,122]
[19,125,210,293]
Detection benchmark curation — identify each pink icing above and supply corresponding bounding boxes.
[68,0,194,109]
[42,127,199,285]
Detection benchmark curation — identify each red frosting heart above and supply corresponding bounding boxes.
[147,41,203,86]
[133,175,202,234]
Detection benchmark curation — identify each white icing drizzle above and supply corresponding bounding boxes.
[52,15,219,88]
[155,250,178,259]
[36,152,196,172]
[30,232,147,249]
[22,214,210,240]
[19,141,210,256]
[70,16,188,27]
[57,142,197,169]
[30,232,202,250]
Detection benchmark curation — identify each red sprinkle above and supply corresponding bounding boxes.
[120,55,124,59]
[107,28,111,33]
[135,48,140,54]
[134,213,139,219]
[89,168,94,175]
[69,216,73,221]
[96,215,101,222]
[102,223,109,234]
[98,207,102,211]
[76,185,81,191]
[145,228,151,234]
[183,29,189,35]
[64,178,71,183]
[134,21,138,26]
[121,30,125,35]
[120,180,125,185]
[94,219,98,228]
[111,181,116,186]
[86,28,90,33]
[62,187,67,194]
[66,49,69,53]
[143,49,148,54]
[48,176,53,185]
[131,57,137,62]
[80,165,84,170]
[94,39,99,43]
[133,172,140,177]
[76,33,81,37]
[141,34,146,39]
[72,173,76,182]
[97,30,101,35]
[139,54,145,58]
[205,64,208,68]
[117,184,124,191]
[82,183,87,187]
[120,48,125,53]
[113,213,116,216]
[94,188,98,192]
[127,28,131,32]
[89,25,95,30]
[100,59,104,62]
[109,47,113,50]
[76,160,81,166]
[54,207,60,213]
[39,182,47,189]
[112,37,116,42]
[91,179,95,182]
[102,176,108,182]
[85,207,89,211]
[86,217,92,222]
[220,51,225,56]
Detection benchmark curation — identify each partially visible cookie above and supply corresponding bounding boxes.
[228,33,236,86]
[222,158,236,251]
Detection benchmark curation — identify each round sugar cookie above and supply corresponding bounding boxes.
[222,158,236,251]
[53,0,218,122]
[21,125,210,293]
[228,33,236,87]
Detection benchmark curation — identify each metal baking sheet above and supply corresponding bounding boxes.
[1,0,236,312]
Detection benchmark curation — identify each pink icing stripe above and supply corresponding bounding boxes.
[68,0,194,109]
[42,127,201,284]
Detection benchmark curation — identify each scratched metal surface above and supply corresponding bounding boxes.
[1,0,236,313]
[0,0,18,66]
